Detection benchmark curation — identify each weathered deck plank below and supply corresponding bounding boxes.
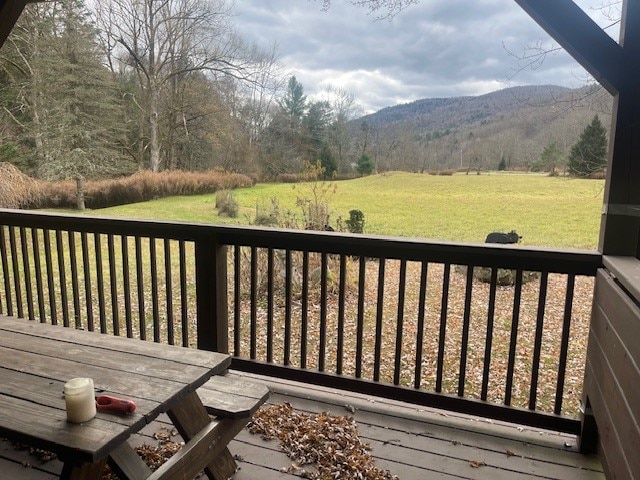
[0,371,604,480]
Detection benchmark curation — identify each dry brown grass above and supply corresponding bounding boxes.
[0,163,42,208]
[37,169,254,209]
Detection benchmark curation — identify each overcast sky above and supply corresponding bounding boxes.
[232,0,619,113]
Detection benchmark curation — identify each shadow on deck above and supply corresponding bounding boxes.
[0,371,603,480]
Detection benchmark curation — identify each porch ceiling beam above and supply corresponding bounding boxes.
[0,0,28,49]
[514,0,626,95]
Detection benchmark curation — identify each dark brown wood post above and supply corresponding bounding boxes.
[195,234,228,353]
[0,0,28,49]
[599,0,640,257]
[511,1,640,256]
[515,0,640,459]
[578,396,598,454]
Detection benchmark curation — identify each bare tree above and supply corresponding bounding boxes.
[96,0,266,172]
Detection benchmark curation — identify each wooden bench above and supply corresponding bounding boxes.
[197,374,270,419]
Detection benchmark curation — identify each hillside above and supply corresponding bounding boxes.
[359,85,571,131]
[351,84,613,172]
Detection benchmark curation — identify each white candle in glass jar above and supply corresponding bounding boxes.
[64,377,97,423]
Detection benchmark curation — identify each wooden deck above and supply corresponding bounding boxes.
[0,372,604,480]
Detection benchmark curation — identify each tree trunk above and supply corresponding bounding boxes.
[149,88,160,172]
[75,176,85,210]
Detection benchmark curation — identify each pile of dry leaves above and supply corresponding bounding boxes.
[248,402,398,480]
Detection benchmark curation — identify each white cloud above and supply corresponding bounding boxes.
[233,0,616,112]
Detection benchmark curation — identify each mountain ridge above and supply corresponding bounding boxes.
[348,84,612,172]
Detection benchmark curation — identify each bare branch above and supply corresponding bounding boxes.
[313,0,420,19]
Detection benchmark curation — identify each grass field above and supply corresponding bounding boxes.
[94,172,604,250]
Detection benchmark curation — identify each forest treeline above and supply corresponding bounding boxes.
[0,0,613,197]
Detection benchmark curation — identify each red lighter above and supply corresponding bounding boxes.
[96,395,137,415]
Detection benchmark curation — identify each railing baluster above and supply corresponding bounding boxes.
[233,245,241,356]
[458,264,475,396]
[164,239,174,345]
[150,238,159,342]
[414,261,428,389]
[43,230,56,325]
[20,227,34,320]
[436,263,451,393]
[250,246,257,360]
[135,236,146,340]
[336,254,346,375]
[373,258,386,382]
[122,236,133,338]
[0,226,12,316]
[555,274,576,414]
[108,235,120,336]
[94,234,106,333]
[529,271,549,410]
[505,269,524,406]
[68,232,81,328]
[267,248,274,362]
[9,227,23,318]
[56,230,69,327]
[481,267,498,401]
[300,251,309,369]
[355,256,367,378]
[81,233,94,331]
[319,252,328,372]
[355,256,366,378]
[31,229,46,322]
[179,240,188,347]
[394,259,407,385]
[283,249,292,366]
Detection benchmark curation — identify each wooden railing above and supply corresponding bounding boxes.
[0,209,602,434]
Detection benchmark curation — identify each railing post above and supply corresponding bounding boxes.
[578,396,598,454]
[195,234,228,353]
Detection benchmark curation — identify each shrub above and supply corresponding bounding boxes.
[428,169,456,176]
[345,209,365,234]
[215,190,239,218]
[0,163,43,209]
[252,197,297,228]
[274,173,303,183]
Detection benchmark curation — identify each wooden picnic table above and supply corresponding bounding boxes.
[0,315,250,480]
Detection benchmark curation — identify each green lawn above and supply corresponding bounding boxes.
[92,172,604,250]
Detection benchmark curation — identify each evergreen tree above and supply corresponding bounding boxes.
[568,115,608,177]
[40,0,129,208]
[279,76,307,126]
[318,144,336,179]
[356,153,374,175]
[498,155,507,171]
[303,100,332,149]
[1,0,129,206]
[538,141,563,174]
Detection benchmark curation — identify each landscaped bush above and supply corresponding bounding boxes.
[344,209,365,234]
[0,162,43,208]
[215,190,239,218]
[35,170,254,209]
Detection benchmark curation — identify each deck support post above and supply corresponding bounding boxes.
[577,396,598,454]
[195,234,229,353]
